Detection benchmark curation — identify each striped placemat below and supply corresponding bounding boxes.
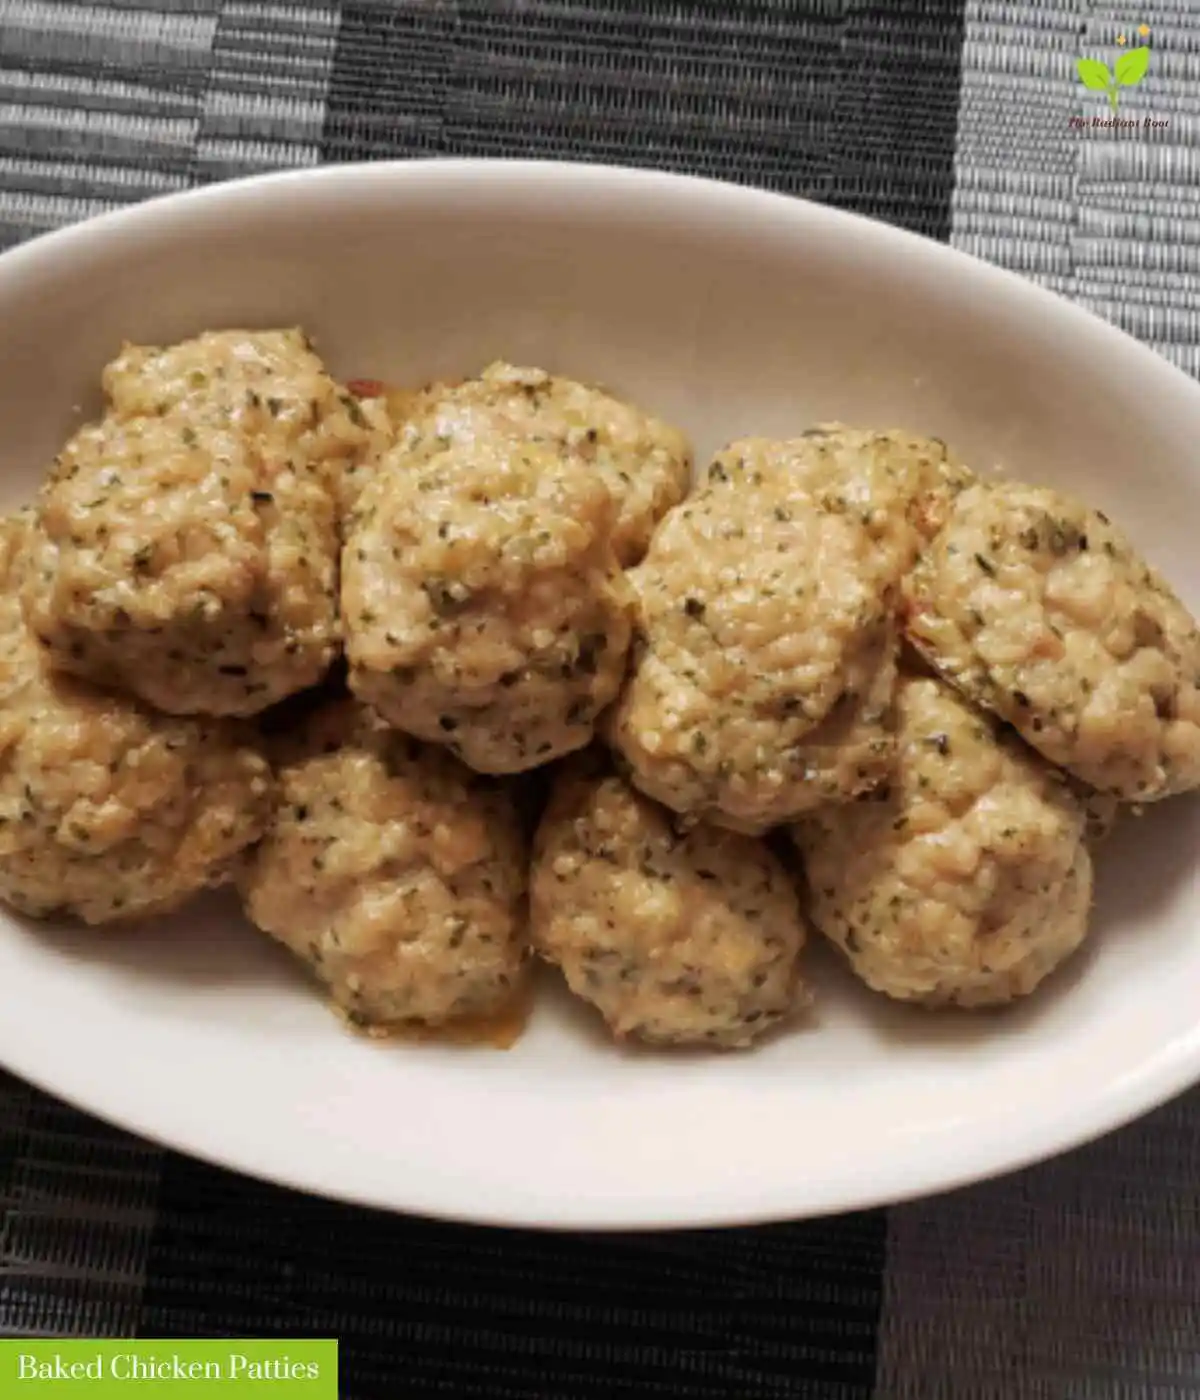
[1,2,1198,1396]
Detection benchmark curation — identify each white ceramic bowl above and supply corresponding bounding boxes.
[0,160,1196,1230]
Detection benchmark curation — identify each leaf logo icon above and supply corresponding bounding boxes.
[1076,58,1112,90]
[1116,46,1150,86]
[1076,42,1151,112]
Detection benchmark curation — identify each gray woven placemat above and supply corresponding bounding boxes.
[0,2,1198,1396]
[880,7,1200,1396]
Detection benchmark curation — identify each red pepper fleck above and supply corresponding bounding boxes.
[346,378,384,398]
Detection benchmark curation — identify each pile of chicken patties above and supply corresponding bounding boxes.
[5,327,1199,1051]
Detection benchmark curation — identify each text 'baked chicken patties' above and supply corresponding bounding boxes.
[791,673,1094,1008]
[609,429,968,832]
[26,329,379,716]
[343,433,634,774]
[904,479,1200,801]
[241,700,527,1032]
[531,757,810,1048]
[0,513,272,925]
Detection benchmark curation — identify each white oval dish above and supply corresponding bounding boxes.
[0,160,1196,1230]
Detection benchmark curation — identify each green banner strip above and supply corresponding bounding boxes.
[0,1341,337,1397]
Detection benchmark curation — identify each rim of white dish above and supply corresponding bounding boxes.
[1,158,1198,1230]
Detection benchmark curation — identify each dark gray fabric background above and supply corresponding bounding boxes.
[1,1,1198,1396]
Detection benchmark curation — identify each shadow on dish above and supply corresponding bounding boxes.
[9,791,1195,1056]
[1088,792,1199,942]
[14,886,291,990]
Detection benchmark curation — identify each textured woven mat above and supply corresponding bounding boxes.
[1,2,1199,1396]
